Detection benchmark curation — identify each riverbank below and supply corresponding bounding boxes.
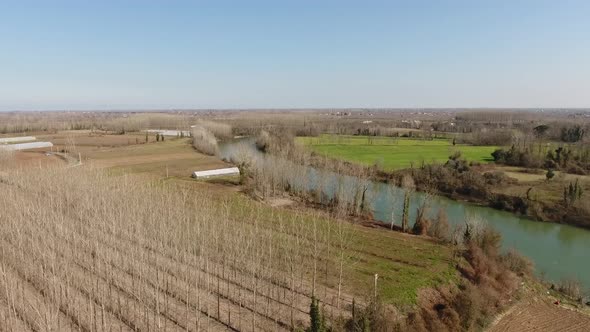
[222,136,590,295]
[297,141,590,230]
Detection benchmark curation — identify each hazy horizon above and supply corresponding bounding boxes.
[1,1,589,111]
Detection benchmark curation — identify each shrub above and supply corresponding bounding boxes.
[407,218,522,332]
[560,126,585,143]
[499,248,533,276]
[348,297,400,332]
[191,126,219,155]
[567,164,587,175]
[195,120,233,140]
[428,210,451,242]
[413,201,431,235]
[255,130,271,152]
[558,278,582,299]
[466,129,514,146]
[483,171,509,186]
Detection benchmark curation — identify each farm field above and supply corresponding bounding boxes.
[297,135,497,170]
[489,293,590,332]
[20,130,227,178]
[0,131,458,331]
[84,138,228,178]
[482,165,590,204]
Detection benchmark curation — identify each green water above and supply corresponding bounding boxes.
[371,183,590,293]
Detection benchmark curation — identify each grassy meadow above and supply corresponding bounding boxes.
[297,135,497,170]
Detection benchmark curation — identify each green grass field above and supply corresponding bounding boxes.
[224,193,457,307]
[297,135,497,170]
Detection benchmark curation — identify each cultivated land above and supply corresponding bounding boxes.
[0,131,457,331]
[297,135,497,170]
[484,165,590,204]
[489,289,590,332]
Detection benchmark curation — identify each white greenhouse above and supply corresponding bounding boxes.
[192,167,240,179]
[0,142,53,151]
[0,136,36,144]
[144,129,191,137]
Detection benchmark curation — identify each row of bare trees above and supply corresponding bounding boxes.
[0,165,359,331]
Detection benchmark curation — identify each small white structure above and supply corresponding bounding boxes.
[0,142,53,151]
[144,129,191,137]
[192,167,240,179]
[0,136,36,144]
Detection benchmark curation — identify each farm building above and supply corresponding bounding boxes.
[192,167,240,179]
[0,136,36,144]
[0,142,53,151]
[144,129,191,137]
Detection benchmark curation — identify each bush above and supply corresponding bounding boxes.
[348,297,400,332]
[191,126,219,156]
[466,129,514,146]
[413,202,431,235]
[407,220,521,332]
[195,120,233,140]
[567,164,587,175]
[499,249,533,276]
[255,130,271,152]
[483,171,510,186]
[558,278,582,299]
[428,210,451,242]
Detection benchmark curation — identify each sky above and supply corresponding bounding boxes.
[0,0,589,111]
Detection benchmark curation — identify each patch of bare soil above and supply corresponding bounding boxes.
[13,151,65,168]
[488,294,590,332]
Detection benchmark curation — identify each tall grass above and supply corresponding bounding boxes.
[0,147,14,165]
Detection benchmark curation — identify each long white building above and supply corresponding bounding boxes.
[144,130,191,137]
[0,136,36,144]
[0,142,53,151]
[192,167,240,179]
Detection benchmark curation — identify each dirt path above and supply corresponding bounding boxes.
[488,294,590,332]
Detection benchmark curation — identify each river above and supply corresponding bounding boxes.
[220,139,590,294]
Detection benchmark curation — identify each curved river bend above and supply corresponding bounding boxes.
[220,139,590,294]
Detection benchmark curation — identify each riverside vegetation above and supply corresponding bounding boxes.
[231,131,538,331]
[295,128,589,229]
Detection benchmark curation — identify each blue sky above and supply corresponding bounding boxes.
[0,0,589,110]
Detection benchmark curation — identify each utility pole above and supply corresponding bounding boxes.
[374,273,379,306]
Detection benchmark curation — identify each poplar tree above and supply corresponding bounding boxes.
[309,297,326,332]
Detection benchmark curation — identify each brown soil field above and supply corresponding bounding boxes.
[84,139,228,178]
[27,130,226,178]
[489,295,590,332]
[38,131,153,149]
[12,151,66,168]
